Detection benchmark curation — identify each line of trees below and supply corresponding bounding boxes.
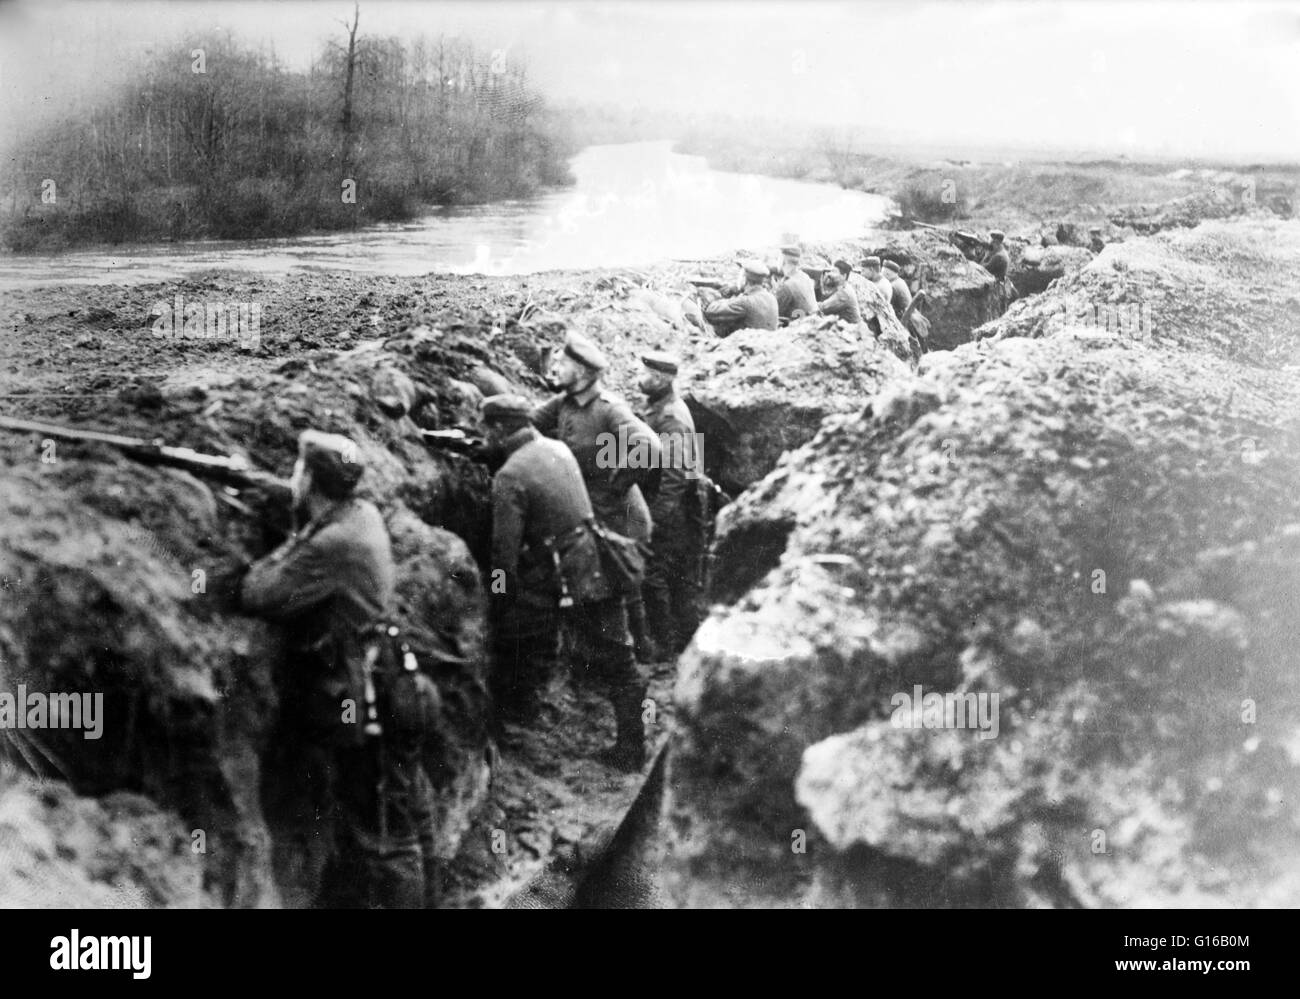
[2,13,576,250]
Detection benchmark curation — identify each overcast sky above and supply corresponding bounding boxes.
[2,0,1298,161]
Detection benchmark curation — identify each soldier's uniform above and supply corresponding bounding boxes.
[241,431,440,908]
[774,246,818,320]
[703,259,780,336]
[981,243,1010,281]
[818,282,862,323]
[882,261,913,319]
[981,232,1012,313]
[532,343,659,662]
[488,414,600,724]
[531,338,659,766]
[1089,227,1106,253]
[637,353,707,655]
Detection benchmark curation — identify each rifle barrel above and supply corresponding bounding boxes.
[0,414,283,490]
[0,415,158,450]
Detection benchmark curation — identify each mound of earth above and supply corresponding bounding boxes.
[810,231,1003,350]
[1011,244,1094,297]
[0,773,208,908]
[665,334,1300,908]
[1109,186,1258,234]
[680,319,911,493]
[977,218,1300,370]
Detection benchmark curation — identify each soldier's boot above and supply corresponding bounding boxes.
[626,595,660,664]
[597,684,647,773]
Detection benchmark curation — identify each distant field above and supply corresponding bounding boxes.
[674,127,1300,231]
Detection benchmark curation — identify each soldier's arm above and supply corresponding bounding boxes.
[703,295,748,323]
[648,412,691,525]
[604,400,662,494]
[490,471,527,598]
[240,528,342,619]
[817,291,843,317]
[530,395,563,437]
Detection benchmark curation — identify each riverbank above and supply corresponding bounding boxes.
[675,130,1300,237]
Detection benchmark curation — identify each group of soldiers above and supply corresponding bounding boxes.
[488,334,706,764]
[698,243,931,348]
[234,331,707,908]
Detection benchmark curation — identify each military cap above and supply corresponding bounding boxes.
[862,255,882,268]
[641,351,680,376]
[882,258,900,273]
[741,258,769,281]
[989,229,1005,240]
[780,244,803,260]
[562,331,608,371]
[299,430,364,495]
[481,394,533,421]
[1089,226,1102,234]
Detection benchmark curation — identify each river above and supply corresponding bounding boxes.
[0,141,890,288]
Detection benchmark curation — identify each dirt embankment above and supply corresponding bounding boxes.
[665,216,1300,908]
[977,217,1300,371]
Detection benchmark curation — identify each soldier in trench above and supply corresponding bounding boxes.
[534,332,660,664]
[817,266,863,324]
[485,390,651,772]
[239,431,442,908]
[636,352,707,657]
[773,244,817,321]
[702,259,780,336]
[980,229,1013,313]
[531,333,661,767]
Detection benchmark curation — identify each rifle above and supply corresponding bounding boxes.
[687,276,727,291]
[0,415,289,493]
[420,428,489,459]
[893,216,990,250]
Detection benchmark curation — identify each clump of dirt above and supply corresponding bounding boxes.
[978,218,1300,370]
[0,770,209,908]
[681,320,912,493]
[1010,244,1094,297]
[1108,186,1263,234]
[665,333,1300,908]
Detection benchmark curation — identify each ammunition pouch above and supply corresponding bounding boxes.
[540,519,645,608]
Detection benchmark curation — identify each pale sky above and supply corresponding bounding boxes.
[2,0,1298,161]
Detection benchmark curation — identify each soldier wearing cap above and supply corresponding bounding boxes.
[532,334,660,768]
[241,430,441,908]
[980,231,1010,281]
[702,258,780,337]
[817,267,863,324]
[480,395,603,730]
[881,259,913,319]
[1089,227,1106,254]
[774,245,817,321]
[636,352,706,657]
[980,231,1012,313]
[862,256,895,304]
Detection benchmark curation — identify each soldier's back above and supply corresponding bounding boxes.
[500,434,593,542]
[747,289,780,330]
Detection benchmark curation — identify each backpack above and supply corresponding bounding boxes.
[302,622,438,750]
